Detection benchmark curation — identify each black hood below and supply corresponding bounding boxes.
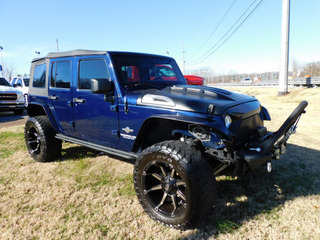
[129,85,258,115]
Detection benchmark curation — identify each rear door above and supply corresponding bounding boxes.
[48,58,74,135]
[72,56,119,147]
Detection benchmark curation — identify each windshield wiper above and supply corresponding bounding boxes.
[125,82,162,90]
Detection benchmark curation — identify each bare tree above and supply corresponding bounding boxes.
[300,61,320,77]
[3,64,15,81]
[292,59,300,78]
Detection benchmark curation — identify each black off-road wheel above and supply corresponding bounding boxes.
[25,116,62,162]
[134,140,217,229]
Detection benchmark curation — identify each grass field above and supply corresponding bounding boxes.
[0,87,319,239]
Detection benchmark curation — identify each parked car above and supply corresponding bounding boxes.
[0,77,25,115]
[11,77,30,105]
[184,75,205,86]
[25,50,307,229]
[241,78,253,84]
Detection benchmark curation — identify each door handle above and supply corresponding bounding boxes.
[48,95,58,100]
[73,98,85,103]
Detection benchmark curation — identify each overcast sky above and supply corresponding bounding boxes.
[1,0,319,76]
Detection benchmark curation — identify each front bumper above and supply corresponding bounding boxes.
[236,101,308,170]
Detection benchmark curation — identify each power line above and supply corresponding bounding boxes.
[187,0,265,66]
[187,0,259,64]
[188,0,237,61]
[198,0,266,63]
[185,0,211,40]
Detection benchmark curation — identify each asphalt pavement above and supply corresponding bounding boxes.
[0,110,28,129]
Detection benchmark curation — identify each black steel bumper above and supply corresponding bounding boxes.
[236,101,308,170]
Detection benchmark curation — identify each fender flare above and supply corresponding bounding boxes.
[27,102,60,133]
[132,114,231,152]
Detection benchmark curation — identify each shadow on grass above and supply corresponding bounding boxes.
[59,145,135,164]
[55,143,319,238]
[59,146,100,161]
[184,143,320,239]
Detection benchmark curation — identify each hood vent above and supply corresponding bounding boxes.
[171,86,218,97]
[139,94,175,107]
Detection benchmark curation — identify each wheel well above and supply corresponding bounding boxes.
[132,118,189,152]
[27,104,46,117]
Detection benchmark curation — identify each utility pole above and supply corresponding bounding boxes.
[56,39,59,53]
[278,0,290,96]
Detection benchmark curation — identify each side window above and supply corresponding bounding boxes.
[24,78,30,87]
[33,63,46,88]
[78,59,109,90]
[51,61,71,88]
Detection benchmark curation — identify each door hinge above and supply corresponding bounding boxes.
[67,100,73,107]
[112,130,120,137]
[110,105,119,112]
[69,121,75,128]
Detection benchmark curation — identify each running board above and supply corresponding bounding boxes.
[55,134,138,160]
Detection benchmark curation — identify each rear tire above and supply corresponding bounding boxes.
[25,116,62,162]
[134,140,217,229]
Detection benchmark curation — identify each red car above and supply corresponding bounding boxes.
[184,75,205,86]
[122,65,204,86]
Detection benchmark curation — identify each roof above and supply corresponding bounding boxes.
[32,49,108,62]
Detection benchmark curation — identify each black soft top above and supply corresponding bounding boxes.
[32,50,172,63]
[31,49,108,63]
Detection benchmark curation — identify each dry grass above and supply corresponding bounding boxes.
[0,87,319,239]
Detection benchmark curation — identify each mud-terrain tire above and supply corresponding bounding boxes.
[25,116,62,162]
[134,140,217,229]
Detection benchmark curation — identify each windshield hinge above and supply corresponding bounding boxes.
[124,97,129,114]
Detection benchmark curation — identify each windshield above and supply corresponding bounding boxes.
[110,53,186,91]
[0,78,11,87]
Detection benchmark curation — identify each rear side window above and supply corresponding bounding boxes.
[78,59,109,90]
[51,61,71,88]
[33,63,46,88]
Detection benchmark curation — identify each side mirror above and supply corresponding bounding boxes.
[91,78,113,94]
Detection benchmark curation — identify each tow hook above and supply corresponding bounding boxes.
[267,162,272,173]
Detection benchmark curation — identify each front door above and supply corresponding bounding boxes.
[72,57,119,147]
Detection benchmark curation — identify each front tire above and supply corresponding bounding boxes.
[25,116,62,162]
[134,140,217,229]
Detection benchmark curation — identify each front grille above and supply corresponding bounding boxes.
[0,93,18,100]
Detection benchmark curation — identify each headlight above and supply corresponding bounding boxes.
[17,93,23,99]
[224,115,232,128]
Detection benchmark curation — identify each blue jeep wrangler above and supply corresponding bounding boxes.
[25,50,307,228]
